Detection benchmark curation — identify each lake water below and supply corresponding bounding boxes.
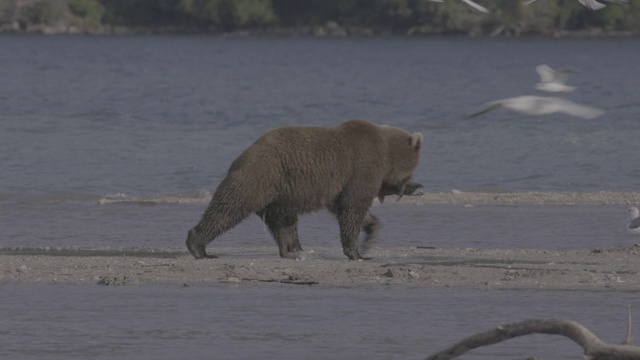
[1,35,640,359]
[2,284,639,360]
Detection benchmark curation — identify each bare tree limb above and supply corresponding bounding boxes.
[623,305,633,345]
[426,318,640,360]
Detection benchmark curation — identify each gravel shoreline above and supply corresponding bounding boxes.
[2,245,639,289]
[5,192,639,288]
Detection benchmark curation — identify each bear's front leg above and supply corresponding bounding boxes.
[335,205,371,260]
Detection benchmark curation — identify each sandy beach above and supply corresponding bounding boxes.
[1,244,639,289]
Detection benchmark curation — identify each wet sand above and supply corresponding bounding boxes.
[4,192,640,289]
[1,245,639,289]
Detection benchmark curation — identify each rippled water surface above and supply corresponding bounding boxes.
[2,284,639,360]
[0,202,634,251]
[1,36,640,359]
[2,36,640,197]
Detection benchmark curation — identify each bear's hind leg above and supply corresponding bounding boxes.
[186,228,217,259]
[258,206,303,259]
[187,200,254,259]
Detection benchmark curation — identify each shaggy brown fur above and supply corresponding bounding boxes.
[186,119,423,260]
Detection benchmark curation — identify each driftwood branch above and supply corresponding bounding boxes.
[426,318,640,360]
[623,305,633,345]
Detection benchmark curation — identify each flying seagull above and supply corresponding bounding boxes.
[467,95,605,119]
[535,64,577,93]
[428,0,489,13]
[628,207,640,234]
[524,0,628,11]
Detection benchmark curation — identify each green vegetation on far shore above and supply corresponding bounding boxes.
[1,0,639,36]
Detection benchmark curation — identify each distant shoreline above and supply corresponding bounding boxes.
[1,23,637,38]
[2,0,638,37]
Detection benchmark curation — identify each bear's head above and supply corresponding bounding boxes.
[378,125,423,203]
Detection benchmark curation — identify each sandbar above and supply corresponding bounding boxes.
[1,245,639,289]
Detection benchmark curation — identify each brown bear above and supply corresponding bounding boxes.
[186,119,423,260]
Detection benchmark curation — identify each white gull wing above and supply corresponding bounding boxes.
[536,64,557,83]
[467,96,605,119]
[461,0,489,13]
[579,0,607,10]
[544,97,605,118]
[581,0,629,10]
[428,0,489,13]
[535,64,576,93]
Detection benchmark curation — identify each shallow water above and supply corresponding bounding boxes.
[0,201,633,251]
[2,36,640,359]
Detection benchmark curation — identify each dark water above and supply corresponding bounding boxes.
[1,284,638,360]
[1,36,640,359]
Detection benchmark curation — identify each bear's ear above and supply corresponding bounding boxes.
[410,132,423,150]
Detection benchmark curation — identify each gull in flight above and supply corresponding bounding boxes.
[627,207,640,234]
[428,0,489,13]
[535,64,577,93]
[460,0,489,13]
[524,0,628,11]
[467,95,605,119]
